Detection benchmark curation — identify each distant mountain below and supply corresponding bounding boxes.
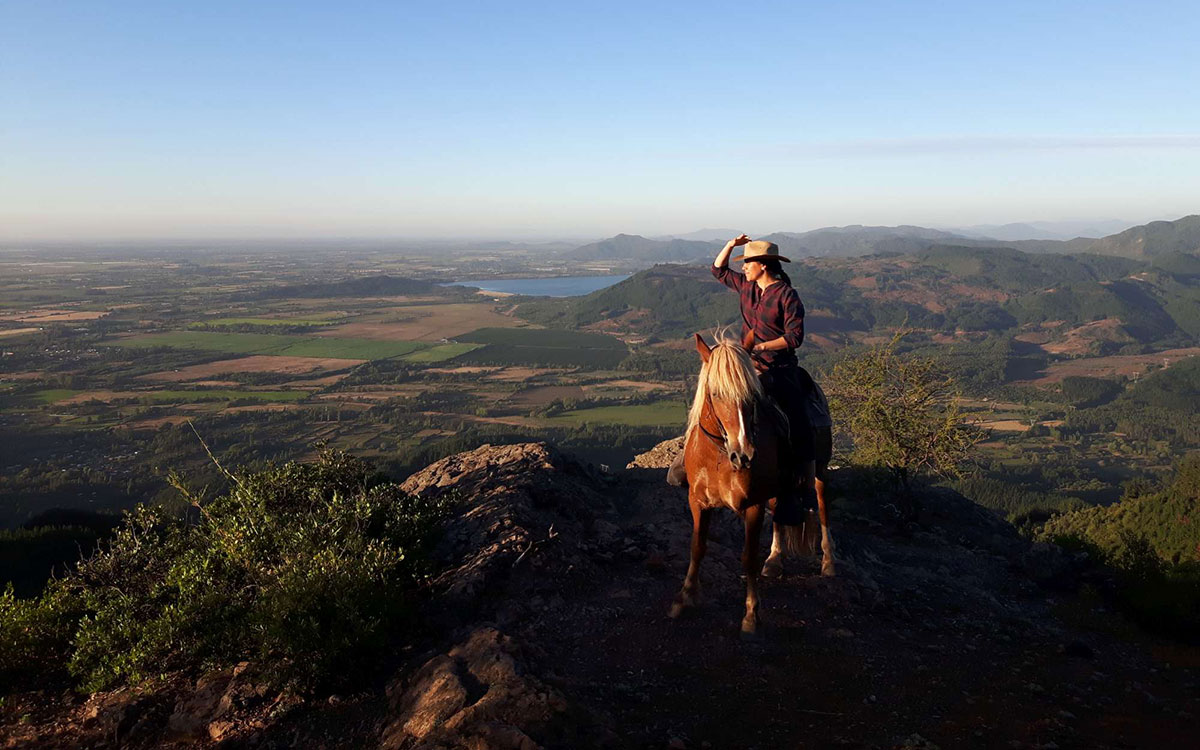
[1086,215,1200,258]
[950,220,1135,241]
[569,216,1200,263]
[655,228,743,242]
[563,234,720,262]
[759,225,969,258]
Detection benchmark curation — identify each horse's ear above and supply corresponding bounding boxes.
[741,329,755,352]
[694,333,711,363]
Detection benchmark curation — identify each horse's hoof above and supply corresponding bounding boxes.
[761,558,783,578]
[740,620,760,641]
[668,593,695,618]
[821,560,837,577]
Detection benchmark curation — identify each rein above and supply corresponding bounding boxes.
[698,392,729,447]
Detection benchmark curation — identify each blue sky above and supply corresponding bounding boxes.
[2,1,1198,240]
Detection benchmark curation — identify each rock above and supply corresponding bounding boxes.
[380,627,570,750]
[167,663,268,741]
[79,689,154,740]
[896,734,940,749]
[627,437,685,469]
[208,720,236,742]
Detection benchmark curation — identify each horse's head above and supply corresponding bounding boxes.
[690,332,765,471]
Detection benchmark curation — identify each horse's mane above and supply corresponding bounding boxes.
[686,329,767,434]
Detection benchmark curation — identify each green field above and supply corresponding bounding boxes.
[400,343,483,363]
[33,389,82,405]
[113,331,426,360]
[545,401,685,427]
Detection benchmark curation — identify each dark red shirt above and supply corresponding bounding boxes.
[712,264,805,370]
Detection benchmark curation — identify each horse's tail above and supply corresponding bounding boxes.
[780,521,817,556]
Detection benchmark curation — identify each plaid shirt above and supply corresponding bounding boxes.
[712,264,805,370]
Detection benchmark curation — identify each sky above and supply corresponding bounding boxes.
[2,1,1199,241]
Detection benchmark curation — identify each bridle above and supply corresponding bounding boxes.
[698,390,755,450]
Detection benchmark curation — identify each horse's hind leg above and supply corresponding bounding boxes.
[816,470,836,577]
[669,500,711,618]
[741,503,765,638]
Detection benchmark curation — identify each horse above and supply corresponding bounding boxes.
[668,331,835,637]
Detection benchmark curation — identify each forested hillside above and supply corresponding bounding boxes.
[519,246,1200,353]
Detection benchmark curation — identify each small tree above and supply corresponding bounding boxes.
[827,329,982,491]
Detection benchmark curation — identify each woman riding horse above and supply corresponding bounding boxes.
[669,234,826,531]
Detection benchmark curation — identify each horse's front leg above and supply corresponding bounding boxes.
[761,511,786,578]
[816,472,836,577]
[669,499,711,618]
[741,502,765,638]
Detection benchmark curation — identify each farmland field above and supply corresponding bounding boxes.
[317,303,526,341]
[189,317,341,328]
[140,355,364,382]
[114,331,427,360]
[400,343,482,362]
[457,327,626,349]
[545,401,686,427]
[453,327,629,368]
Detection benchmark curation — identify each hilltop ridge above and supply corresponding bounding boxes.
[4,441,1196,748]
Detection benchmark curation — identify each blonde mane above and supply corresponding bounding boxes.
[686,330,767,434]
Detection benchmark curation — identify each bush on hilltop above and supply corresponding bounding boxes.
[0,450,451,693]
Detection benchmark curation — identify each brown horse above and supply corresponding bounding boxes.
[668,332,808,637]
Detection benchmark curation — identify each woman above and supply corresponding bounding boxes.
[668,234,821,526]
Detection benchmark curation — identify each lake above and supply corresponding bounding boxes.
[444,274,630,297]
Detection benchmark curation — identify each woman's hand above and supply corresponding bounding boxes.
[730,234,751,247]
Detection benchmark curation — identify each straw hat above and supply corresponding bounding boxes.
[731,240,790,263]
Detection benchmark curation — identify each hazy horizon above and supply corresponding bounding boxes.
[4,2,1199,240]
[2,213,1189,247]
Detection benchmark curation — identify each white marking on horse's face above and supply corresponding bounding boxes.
[734,404,755,463]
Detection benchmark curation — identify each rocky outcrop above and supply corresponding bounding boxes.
[401,442,614,620]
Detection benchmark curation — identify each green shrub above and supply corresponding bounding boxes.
[0,451,451,693]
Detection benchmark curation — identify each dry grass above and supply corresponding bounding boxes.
[10,310,109,323]
[978,419,1032,432]
[483,367,563,382]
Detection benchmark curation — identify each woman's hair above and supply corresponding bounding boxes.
[761,258,792,287]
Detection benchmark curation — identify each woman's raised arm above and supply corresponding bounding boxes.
[713,233,750,269]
